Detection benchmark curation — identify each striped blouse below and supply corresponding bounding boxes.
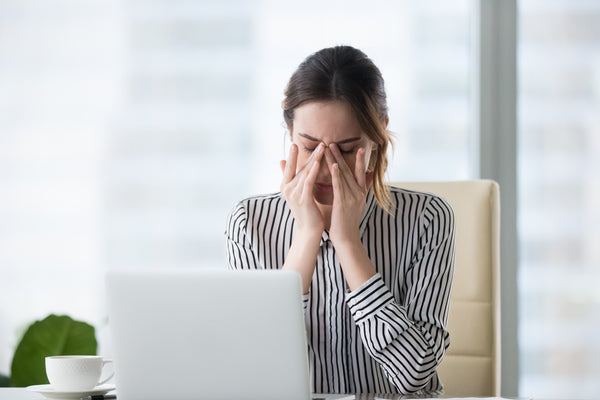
[225,186,455,395]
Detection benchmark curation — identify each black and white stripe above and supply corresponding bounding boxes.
[225,186,455,395]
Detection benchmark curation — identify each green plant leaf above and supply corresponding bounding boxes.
[0,373,10,387]
[10,314,97,387]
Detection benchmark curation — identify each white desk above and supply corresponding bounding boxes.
[0,388,42,400]
[0,388,529,400]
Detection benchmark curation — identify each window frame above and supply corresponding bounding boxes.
[471,0,519,396]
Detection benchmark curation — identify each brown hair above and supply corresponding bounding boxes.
[282,45,393,212]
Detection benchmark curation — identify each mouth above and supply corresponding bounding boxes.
[315,182,333,191]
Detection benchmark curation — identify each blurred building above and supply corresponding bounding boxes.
[0,1,598,398]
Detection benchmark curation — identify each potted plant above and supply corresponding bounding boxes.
[0,314,97,387]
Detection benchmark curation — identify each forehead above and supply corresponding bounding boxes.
[291,100,364,142]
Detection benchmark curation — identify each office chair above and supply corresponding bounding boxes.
[392,180,501,397]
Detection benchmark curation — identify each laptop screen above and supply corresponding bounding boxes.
[106,269,310,400]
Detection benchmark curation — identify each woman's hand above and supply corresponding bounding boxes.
[325,143,369,247]
[280,143,326,238]
[325,143,376,290]
[280,142,326,293]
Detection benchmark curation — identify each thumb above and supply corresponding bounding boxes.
[280,160,287,174]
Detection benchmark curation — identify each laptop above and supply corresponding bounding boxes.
[106,269,311,400]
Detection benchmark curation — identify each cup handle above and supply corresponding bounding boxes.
[98,359,115,386]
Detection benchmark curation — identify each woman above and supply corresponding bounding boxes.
[225,45,455,395]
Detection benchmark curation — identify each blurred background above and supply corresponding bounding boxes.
[1,0,598,398]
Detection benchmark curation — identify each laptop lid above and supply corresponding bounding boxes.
[106,269,310,400]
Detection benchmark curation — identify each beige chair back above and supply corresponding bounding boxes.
[392,180,501,397]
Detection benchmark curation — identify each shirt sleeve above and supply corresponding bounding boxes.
[346,196,455,393]
[225,199,311,313]
[224,201,262,270]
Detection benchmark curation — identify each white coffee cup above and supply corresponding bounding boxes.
[45,355,114,391]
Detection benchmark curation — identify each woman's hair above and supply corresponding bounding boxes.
[283,45,393,212]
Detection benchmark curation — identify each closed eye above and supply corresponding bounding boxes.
[303,145,356,155]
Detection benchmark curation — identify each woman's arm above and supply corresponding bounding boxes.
[347,198,455,393]
[225,201,261,270]
[325,144,378,290]
[279,143,326,293]
[324,143,455,391]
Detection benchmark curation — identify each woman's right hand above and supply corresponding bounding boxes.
[280,143,326,239]
[280,142,325,293]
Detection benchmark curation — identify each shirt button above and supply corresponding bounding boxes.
[356,311,363,317]
[349,299,356,306]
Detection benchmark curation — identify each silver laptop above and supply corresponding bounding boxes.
[106,269,311,400]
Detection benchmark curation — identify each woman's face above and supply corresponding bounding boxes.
[289,100,375,206]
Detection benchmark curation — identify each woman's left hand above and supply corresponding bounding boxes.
[325,143,369,248]
[325,143,377,291]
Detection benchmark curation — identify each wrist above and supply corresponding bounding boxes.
[294,225,324,243]
[285,227,323,294]
[330,231,362,252]
[331,236,377,291]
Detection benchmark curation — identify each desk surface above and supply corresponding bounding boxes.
[0,388,528,400]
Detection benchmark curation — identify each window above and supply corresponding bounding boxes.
[1,0,471,379]
[518,0,600,398]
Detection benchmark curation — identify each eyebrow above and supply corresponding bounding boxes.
[298,132,362,145]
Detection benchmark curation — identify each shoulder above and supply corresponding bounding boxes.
[229,192,285,215]
[226,192,288,227]
[387,185,454,221]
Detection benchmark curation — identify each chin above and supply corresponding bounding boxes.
[313,191,333,206]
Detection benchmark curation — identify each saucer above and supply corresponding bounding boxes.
[27,384,115,399]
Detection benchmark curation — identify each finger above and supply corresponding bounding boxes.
[303,152,322,195]
[329,143,356,187]
[300,142,325,172]
[325,145,348,193]
[324,146,335,168]
[282,144,298,183]
[297,142,325,175]
[296,143,324,193]
[310,143,326,178]
[354,148,367,188]
[324,147,341,186]
[280,159,286,174]
[330,162,344,202]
